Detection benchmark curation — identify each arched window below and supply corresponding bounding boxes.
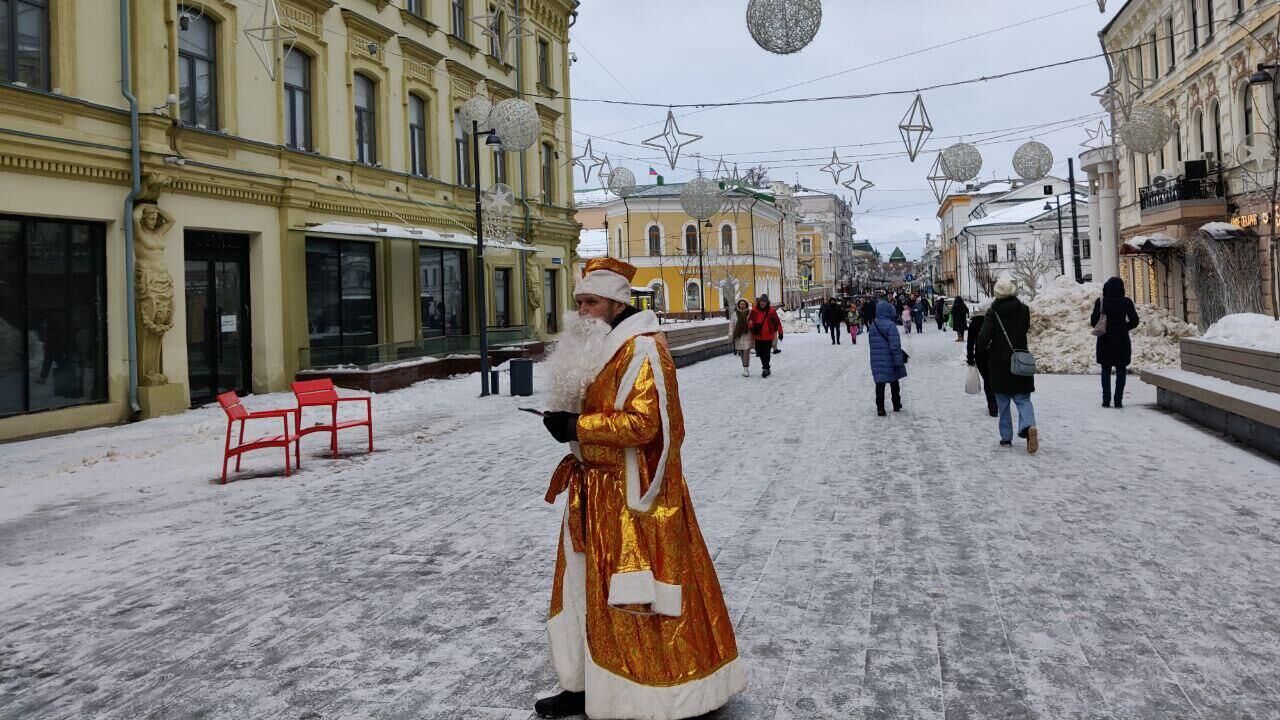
[1242,86,1255,144]
[684,282,702,310]
[178,7,218,127]
[647,225,662,255]
[649,282,665,311]
[1174,124,1183,162]
[684,225,698,255]
[354,73,377,164]
[1210,99,1222,163]
[283,49,311,150]
[720,224,733,254]
[1193,109,1204,156]
[408,94,428,176]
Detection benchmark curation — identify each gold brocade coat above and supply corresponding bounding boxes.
[544,311,745,720]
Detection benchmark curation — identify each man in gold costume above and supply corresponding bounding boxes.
[536,258,745,720]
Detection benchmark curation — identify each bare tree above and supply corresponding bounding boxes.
[742,165,771,188]
[1008,236,1060,301]
[970,255,997,299]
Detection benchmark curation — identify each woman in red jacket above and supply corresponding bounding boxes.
[748,294,783,378]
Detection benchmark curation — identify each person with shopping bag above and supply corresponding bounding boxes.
[977,280,1038,453]
[965,302,998,417]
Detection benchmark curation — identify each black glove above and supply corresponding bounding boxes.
[543,411,580,443]
[967,358,976,366]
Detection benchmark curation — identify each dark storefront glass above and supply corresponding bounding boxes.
[494,268,511,327]
[544,268,558,333]
[305,239,377,366]
[0,215,107,417]
[419,246,468,338]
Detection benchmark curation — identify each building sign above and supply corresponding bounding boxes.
[1232,202,1280,229]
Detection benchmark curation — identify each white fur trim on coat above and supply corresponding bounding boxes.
[614,335,671,513]
[608,570,657,606]
[584,656,747,720]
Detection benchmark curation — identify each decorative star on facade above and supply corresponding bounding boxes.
[642,110,703,171]
[820,149,852,185]
[1081,120,1112,150]
[841,164,875,205]
[572,139,608,183]
[243,0,298,81]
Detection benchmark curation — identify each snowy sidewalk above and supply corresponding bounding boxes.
[2,328,1278,719]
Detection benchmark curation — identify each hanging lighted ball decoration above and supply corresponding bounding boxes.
[941,142,983,182]
[745,0,822,55]
[680,176,723,221]
[459,94,494,132]
[1117,104,1173,154]
[1011,141,1054,181]
[608,166,637,198]
[490,98,540,151]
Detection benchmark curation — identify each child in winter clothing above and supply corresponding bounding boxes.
[848,319,859,345]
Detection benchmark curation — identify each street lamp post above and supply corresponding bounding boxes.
[1046,198,1066,277]
[1068,158,1083,283]
[1248,64,1280,320]
[471,119,503,396]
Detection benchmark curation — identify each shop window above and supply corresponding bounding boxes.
[0,216,107,417]
[0,0,49,89]
[177,6,217,127]
[305,239,378,366]
[544,269,558,333]
[420,246,468,338]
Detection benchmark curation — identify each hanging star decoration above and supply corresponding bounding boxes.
[898,93,933,163]
[820,149,852,185]
[841,163,875,205]
[471,8,534,65]
[642,110,703,171]
[714,156,733,184]
[483,183,516,216]
[243,0,298,81]
[571,139,608,183]
[1081,120,1112,150]
[1105,53,1145,121]
[926,152,952,204]
[1235,135,1277,178]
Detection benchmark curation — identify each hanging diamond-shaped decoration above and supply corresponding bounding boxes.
[642,110,703,171]
[820,149,852,185]
[596,154,614,191]
[244,0,299,81]
[841,164,874,205]
[898,94,933,163]
[927,152,953,204]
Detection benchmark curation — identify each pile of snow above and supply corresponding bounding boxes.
[1202,313,1280,353]
[1027,276,1199,374]
[780,310,813,334]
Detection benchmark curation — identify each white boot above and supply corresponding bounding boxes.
[742,367,750,377]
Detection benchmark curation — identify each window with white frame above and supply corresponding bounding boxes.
[409,94,428,177]
[1006,243,1017,262]
[684,225,698,255]
[720,224,733,254]
[684,281,701,310]
[988,245,998,263]
[178,7,217,127]
[648,225,662,255]
[354,73,377,164]
[284,49,311,150]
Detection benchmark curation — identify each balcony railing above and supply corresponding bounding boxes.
[1139,177,1224,211]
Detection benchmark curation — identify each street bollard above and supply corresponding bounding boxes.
[490,369,500,395]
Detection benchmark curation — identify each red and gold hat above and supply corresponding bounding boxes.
[575,257,637,303]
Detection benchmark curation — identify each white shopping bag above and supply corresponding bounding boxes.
[964,366,981,395]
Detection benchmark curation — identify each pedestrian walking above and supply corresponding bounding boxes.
[537,258,745,719]
[868,299,907,416]
[846,304,860,345]
[934,296,947,331]
[900,302,913,333]
[965,302,998,417]
[911,297,925,334]
[860,297,877,332]
[729,299,755,376]
[978,280,1038,453]
[822,298,847,344]
[951,296,969,343]
[749,294,783,378]
[1090,276,1141,408]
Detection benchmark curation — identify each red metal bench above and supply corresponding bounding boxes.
[217,391,300,484]
[291,379,374,458]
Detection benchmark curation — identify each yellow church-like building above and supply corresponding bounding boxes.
[0,0,581,441]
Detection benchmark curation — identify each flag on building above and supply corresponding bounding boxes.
[648,167,658,176]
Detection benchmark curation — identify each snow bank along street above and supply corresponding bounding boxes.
[3,329,1279,719]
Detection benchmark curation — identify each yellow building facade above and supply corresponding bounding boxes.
[0,0,580,441]
[596,183,786,313]
[796,221,836,300]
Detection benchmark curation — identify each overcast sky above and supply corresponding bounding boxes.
[567,0,1123,260]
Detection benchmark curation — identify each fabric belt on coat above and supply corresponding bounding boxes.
[545,454,587,553]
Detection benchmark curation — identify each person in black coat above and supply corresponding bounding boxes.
[966,303,998,417]
[859,298,877,330]
[1090,276,1141,408]
[934,297,947,331]
[951,297,969,342]
[978,280,1038,453]
[821,299,847,344]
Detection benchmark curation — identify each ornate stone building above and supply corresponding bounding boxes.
[0,0,579,440]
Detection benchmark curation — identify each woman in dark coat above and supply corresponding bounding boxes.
[1090,276,1141,408]
[867,300,907,416]
[965,303,998,417]
[978,280,1037,453]
[859,298,877,330]
[951,297,969,342]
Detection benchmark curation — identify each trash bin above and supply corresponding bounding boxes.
[509,358,534,397]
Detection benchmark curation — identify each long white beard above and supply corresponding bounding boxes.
[545,311,612,412]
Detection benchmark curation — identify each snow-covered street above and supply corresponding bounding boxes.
[3,328,1278,719]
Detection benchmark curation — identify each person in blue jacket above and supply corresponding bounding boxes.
[867,299,907,416]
